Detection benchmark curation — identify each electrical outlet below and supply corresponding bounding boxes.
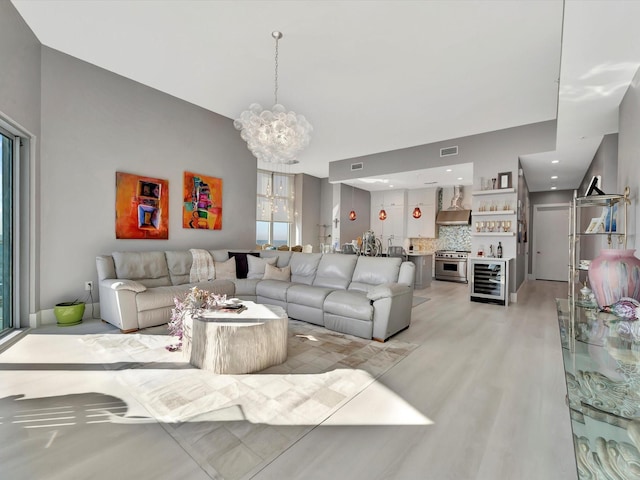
[85,281,93,291]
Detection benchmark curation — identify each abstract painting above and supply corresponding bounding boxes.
[182,171,223,230]
[115,172,169,239]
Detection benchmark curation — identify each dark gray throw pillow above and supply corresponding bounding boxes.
[228,251,260,279]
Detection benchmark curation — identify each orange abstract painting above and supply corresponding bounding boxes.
[115,172,169,239]
[183,171,223,230]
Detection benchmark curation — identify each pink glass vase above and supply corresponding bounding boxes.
[588,249,640,309]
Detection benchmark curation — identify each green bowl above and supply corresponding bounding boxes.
[54,302,85,326]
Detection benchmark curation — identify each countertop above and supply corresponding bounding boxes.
[407,252,433,256]
[468,256,512,261]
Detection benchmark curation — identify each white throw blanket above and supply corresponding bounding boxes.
[189,249,215,282]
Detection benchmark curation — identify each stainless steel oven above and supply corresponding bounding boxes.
[434,250,469,283]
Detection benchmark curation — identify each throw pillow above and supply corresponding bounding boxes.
[263,264,291,282]
[228,252,260,279]
[246,255,278,279]
[214,257,237,280]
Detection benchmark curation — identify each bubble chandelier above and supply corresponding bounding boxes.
[234,31,313,165]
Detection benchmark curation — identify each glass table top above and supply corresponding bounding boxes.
[555,299,640,479]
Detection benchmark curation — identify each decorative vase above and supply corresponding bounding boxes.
[54,301,85,326]
[588,249,640,309]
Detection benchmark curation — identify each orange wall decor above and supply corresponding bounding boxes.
[182,171,223,230]
[115,172,169,239]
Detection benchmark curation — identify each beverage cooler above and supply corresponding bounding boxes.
[469,258,510,306]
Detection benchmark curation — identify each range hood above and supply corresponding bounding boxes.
[435,186,472,226]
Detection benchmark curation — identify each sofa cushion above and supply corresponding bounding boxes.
[246,255,278,279]
[263,264,291,281]
[260,250,292,267]
[215,258,237,280]
[135,280,234,313]
[209,250,230,262]
[255,279,291,302]
[287,284,334,309]
[289,252,322,285]
[349,256,402,293]
[229,252,260,279]
[323,290,373,321]
[165,250,193,285]
[135,284,197,313]
[313,253,357,290]
[233,278,260,297]
[112,251,171,288]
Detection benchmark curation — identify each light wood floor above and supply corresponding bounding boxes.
[0,280,577,480]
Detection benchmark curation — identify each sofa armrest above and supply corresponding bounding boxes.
[367,283,411,301]
[98,279,144,331]
[369,282,414,342]
[102,279,147,293]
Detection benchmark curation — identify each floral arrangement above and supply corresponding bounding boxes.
[166,286,227,351]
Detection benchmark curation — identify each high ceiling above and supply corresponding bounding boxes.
[11,1,640,192]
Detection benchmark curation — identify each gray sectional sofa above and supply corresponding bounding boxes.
[96,249,415,341]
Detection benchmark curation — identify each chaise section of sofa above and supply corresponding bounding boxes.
[96,251,235,332]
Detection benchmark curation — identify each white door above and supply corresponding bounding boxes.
[533,204,569,281]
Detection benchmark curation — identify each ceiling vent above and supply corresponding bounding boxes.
[440,146,458,157]
[350,162,363,171]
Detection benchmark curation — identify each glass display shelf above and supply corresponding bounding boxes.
[473,210,516,216]
[555,299,640,479]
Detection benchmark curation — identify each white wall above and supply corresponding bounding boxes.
[38,47,257,310]
[619,67,640,249]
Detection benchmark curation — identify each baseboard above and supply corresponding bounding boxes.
[39,302,101,326]
[29,311,41,328]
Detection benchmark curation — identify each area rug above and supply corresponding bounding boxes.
[412,296,430,307]
[80,320,418,480]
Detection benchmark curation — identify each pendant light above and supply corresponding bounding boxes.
[379,209,387,221]
[234,31,312,164]
[349,185,357,221]
[412,206,422,218]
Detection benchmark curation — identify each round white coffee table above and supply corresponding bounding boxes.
[182,301,288,373]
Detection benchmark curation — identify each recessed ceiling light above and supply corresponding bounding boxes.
[446,169,452,172]
[551,160,560,164]
[551,186,557,190]
[389,185,394,188]
[457,177,463,181]
[551,175,558,179]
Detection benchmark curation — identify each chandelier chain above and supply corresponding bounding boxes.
[274,35,279,105]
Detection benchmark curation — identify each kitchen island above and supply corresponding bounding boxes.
[407,252,432,289]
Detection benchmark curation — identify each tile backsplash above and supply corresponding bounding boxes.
[410,225,471,252]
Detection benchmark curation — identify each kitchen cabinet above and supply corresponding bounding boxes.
[406,187,437,238]
[370,189,406,252]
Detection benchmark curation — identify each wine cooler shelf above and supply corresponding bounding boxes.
[469,258,510,306]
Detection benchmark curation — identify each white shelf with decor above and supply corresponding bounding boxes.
[567,187,630,349]
[471,187,515,196]
[472,232,516,237]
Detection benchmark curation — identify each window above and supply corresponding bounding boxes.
[0,128,14,334]
[256,170,294,247]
